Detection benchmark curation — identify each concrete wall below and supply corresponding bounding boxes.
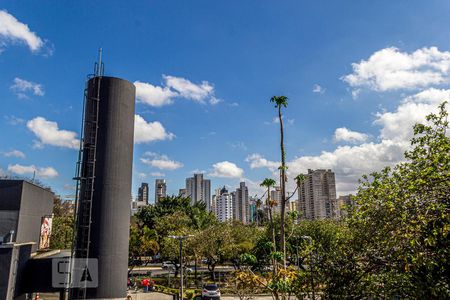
[0,243,33,300]
[0,181,23,240]
[16,181,53,252]
[0,180,53,252]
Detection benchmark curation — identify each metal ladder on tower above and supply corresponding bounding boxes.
[70,50,103,300]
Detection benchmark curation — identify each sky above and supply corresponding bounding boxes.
[1,1,450,203]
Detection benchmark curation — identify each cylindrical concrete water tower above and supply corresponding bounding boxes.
[73,75,135,299]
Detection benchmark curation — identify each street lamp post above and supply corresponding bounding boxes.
[168,235,193,300]
[301,236,315,300]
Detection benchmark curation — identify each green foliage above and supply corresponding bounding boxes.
[129,224,159,265]
[336,102,450,298]
[131,103,449,299]
[135,195,216,231]
[270,95,288,108]
[50,215,74,249]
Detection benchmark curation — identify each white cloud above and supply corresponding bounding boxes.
[343,47,450,92]
[8,164,58,178]
[228,141,248,151]
[334,127,369,143]
[209,161,244,178]
[3,150,25,158]
[248,140,407,196]
[375,88,450,142]
[164,75,214,103]
[150,172,165,177]
[134,81,177,107]
[27,117,80,149]
[134,114,175,144]
[246,153,279,171]
[313,84,325,94]
[0,10,44,52]
[141,152,183,170]
[137,172,147,179]
[241,177,267,197]
[135,75,219,107]
[4,115,25,125]
[11,77,44,98]
[209,97,222,105]
[266,116,295,125]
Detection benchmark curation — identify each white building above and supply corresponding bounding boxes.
[216,186,233,222]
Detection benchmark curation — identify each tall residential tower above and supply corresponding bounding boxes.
[297,169,337,220]
[234,182,249,223]
[185,173,211,208]
[155,179,167,203]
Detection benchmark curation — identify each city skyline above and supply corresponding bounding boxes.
[1,1,450,200]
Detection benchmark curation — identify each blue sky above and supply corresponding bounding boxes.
[1,1,450,202]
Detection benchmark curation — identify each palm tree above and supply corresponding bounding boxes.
[270,95,289,268]
[286,174,306,201]
[260,178,277,269]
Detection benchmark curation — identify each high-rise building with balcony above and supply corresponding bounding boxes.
[297,169,337,220]
[234,182,249,223]
[185,173,211,209]
[155,179,167,203]
[138,182,149,204]
[270,186,282,214]
[216,186,233,222]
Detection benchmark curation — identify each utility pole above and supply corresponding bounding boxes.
[169,235,193,299]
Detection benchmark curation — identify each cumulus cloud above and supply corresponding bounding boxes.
[8,164,58,178]
[163,75,214,103]
[134,75,218,106]
[247,139,407,196]
[3,150,25,158]
[334,127,369,143]
[343,47,450,92]
[0,10,44,52]
[375,88,450,142]
[313,84,325,94]
[10,77,44,98]
[134,114,175,144]
[246,153,280,171]
[27,117,80,149]
[141,152,183,170]
[209,161,244,178]
[134,81,177,107]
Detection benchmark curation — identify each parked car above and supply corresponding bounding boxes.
[202,283,220,299]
